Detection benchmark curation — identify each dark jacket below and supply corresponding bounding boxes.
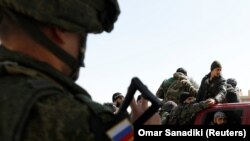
[196,73,227,103]
[156,77,175,99]
[226,84,240,103]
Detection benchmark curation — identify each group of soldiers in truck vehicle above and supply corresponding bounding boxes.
[156,60,240,125]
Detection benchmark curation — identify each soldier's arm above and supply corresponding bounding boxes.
[196,78,205,102]
[214,79,227,103]
[189,101,211,114]
[189,77,199,89]
[156,78,174,99]
[156,81,164,99]
[181,80,198,97]
[22,94,112,141]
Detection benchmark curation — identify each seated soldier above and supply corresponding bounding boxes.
[159,100,178,125]
[168,92,215,125]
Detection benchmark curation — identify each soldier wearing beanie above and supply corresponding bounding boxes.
[112,92,124,107]
[156,67,198,105]
[211,61,222,71]
[179,92,194,104]
[196,60,227,104]
[176,67,187,76]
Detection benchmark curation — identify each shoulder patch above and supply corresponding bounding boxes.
[106,118,134,141]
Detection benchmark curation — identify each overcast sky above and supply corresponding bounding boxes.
[76,0,250,104]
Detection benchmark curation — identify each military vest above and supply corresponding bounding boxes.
[0,62,116,141]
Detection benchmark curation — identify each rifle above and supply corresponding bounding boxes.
[117,77,162,125]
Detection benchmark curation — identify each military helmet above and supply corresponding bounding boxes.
[0,0,120,33]
[0,0,120,80]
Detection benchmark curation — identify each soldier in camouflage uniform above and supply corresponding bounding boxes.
[0,0,159,140]
[156,68,198,105]
[156,68,187,100]
[168,92,215,125]
[159,100,177,125]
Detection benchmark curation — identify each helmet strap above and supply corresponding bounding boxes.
[2,9,83,80]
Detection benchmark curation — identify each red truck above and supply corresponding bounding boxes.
[194,102,250,125]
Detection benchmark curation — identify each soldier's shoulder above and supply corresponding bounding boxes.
[24,94,101,140]
[165,77,175,83]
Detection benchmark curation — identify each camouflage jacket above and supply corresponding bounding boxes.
[161,112,170,125]
[169,101,210,125]
[156,77,174,99]
[157,72,198,105]
[0,47,130,141]
[196,73,227,103]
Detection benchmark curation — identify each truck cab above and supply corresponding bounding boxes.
[194,102,250,125]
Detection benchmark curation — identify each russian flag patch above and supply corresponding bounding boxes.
[106,118,134,141]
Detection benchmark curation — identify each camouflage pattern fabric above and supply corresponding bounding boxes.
[161,112,170,125]
[169,101,210,125]
[0,0,120,76]
[156,77,174,99]
[0,47,119,141]
[23,94,97,141]
[0,0,125,140]
[162,72,198,105]
[159,101,177,125]
[0,0,120,33]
